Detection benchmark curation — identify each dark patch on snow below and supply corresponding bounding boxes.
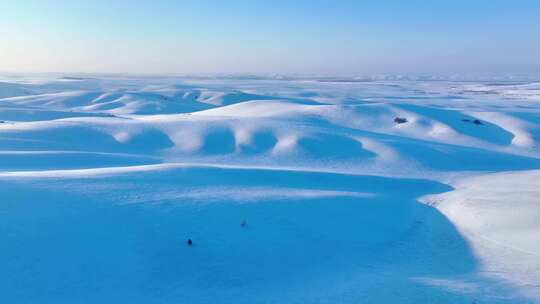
[394,117,408,124]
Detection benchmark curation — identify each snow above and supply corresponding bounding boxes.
[1,75,540,303]
[425,170,540,301]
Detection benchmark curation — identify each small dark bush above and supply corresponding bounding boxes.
[394,117,408,124]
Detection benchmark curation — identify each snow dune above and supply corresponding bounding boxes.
[1,75,540,303]
[426,169,540,301]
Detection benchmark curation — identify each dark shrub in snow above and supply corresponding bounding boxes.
[394,117,408,124]
[473,119,483,125]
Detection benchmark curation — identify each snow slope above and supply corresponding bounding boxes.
[425,169,540,301]
[1,75,540,303]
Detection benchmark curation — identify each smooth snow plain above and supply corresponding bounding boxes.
[1,75,540,303]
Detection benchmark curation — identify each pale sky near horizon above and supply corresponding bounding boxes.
[1,0,540,75]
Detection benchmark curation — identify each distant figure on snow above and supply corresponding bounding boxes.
[187,239,193,246]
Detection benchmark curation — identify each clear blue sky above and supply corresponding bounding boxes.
[1,0,539,75]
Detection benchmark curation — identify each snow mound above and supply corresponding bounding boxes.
[425,169,540,300]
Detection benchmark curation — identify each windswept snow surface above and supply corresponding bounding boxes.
[1,75,540,303]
